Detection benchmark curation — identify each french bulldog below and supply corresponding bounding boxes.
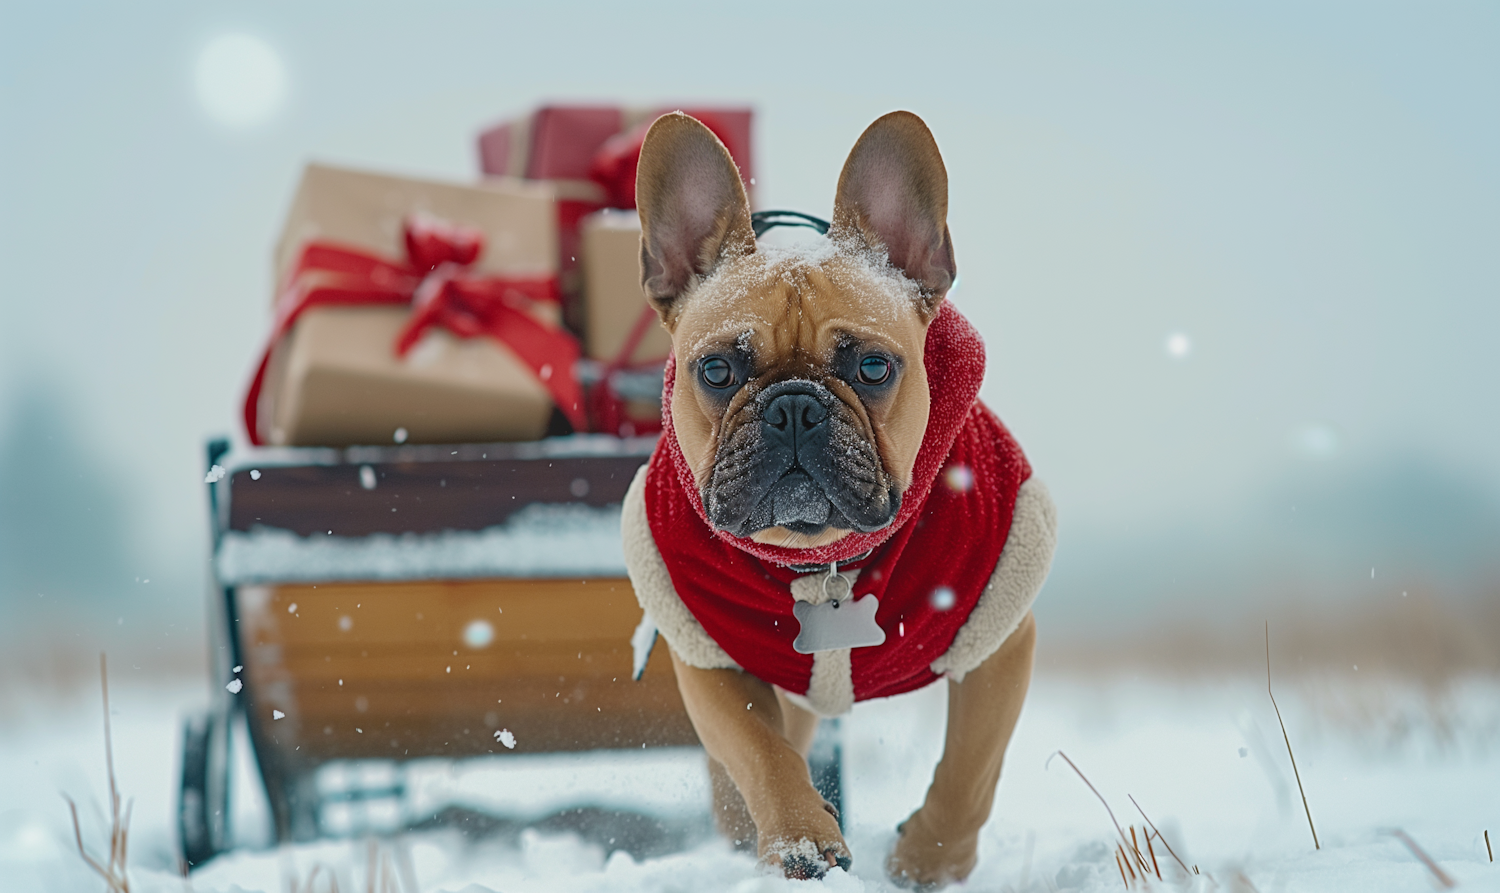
[621,110,1056,887]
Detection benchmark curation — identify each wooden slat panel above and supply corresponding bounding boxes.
[274,648,631,683]
[283,650,696,759]
[257,579,643,647]
[238,578,697,762]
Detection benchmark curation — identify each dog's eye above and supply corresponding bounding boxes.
[857,356,892,385]
[700,357,736,389]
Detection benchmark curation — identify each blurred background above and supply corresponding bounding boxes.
[2,0,1498,688]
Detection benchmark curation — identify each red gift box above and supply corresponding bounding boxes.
[477,104,753,292]
[477,104,753,437]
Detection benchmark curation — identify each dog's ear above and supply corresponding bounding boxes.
[830,111,956,318]
[636,113,755,327]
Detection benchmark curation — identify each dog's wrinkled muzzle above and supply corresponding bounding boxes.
[705,379,899,538]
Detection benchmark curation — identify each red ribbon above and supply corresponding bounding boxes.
[585,303,667,437]
[242,214,584,445]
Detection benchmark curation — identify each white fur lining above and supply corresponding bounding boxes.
[929,477,1057,681]
[621,465,737,671]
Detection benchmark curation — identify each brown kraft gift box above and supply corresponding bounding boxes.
[257,163,562,447]
[579,209,671,365]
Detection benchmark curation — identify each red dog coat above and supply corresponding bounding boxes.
[642,302,1033,702]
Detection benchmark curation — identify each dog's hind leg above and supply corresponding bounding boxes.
[886,611,1036,889]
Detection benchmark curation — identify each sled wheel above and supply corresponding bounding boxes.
[808,717,844,830]
[179,708,230,868]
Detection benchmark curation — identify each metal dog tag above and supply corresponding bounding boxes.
[792,595,886,654]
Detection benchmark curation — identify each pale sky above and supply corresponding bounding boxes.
[2,2,1497,622]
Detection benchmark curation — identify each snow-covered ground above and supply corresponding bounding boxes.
[3,671,1498,892]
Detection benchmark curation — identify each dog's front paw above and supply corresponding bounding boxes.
[885,809,979,890]
[760,799,850,880]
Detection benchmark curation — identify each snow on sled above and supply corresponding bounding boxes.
[185,435,845,868]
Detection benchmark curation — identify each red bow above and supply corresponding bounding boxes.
[242,214,584,445]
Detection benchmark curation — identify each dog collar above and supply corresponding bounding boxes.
[750,209,830,238]
[786,549,872,576]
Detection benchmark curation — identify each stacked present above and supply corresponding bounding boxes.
[246,103,753,446]
[193,105,755,857]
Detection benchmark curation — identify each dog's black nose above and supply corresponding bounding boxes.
[763,390,828,450]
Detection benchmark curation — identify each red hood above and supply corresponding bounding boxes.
[658,300,986,566]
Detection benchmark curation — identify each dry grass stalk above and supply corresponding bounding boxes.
[1387,828,1456,889]
[1115,849,1129,888]
[64,653,132,893]
[1128,828,1146,876]
[365,843,380,893]
[285,842,411,893]
[1266,623,1319,850]
[392,840,420,893]
[364,840,404,893]
[1486,829,1493,862]
[286,864,341,893]
[1129,795,1191,877]
[1049,751,1137,858]
[1144,828,1161,880]
[1119,843,1137,882]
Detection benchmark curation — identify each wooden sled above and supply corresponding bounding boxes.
[181,435,843,867]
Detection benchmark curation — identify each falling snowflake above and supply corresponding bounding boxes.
[943,464,974,493]
[1165,332,1192,359]
[495,728,516,749]
[272,710,285,720]
[226,678,243,694]
[204,465,227,484]
[463,619,495,649]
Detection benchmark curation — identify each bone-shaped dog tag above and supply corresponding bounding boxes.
[792,595,887,654]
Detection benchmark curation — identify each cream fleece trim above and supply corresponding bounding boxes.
[781,650,854,717]
[784,571,861,715]
[929,477,1057,682]
[621,465,737,671]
